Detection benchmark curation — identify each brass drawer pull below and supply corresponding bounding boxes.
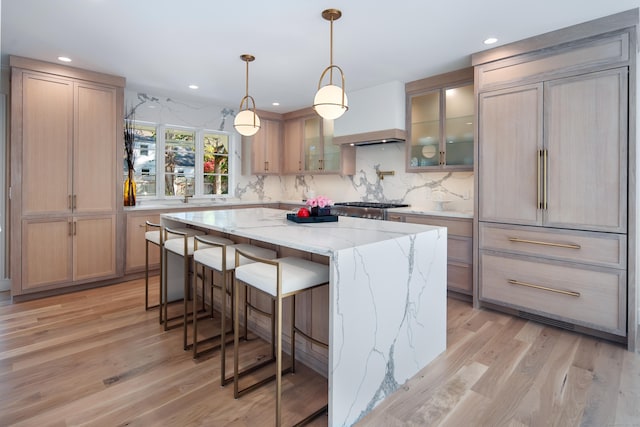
[508,279,580,297]
[508,237,580,250]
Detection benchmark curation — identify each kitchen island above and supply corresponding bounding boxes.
[161,207,447,426]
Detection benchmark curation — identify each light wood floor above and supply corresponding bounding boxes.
[1,279,639,426]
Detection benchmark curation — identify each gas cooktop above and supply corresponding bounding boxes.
[333,202,409,209]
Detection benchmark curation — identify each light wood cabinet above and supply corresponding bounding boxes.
[10,56,124,296]
[283,108,355,176]
[125,212,161,273]
[405,68,474,172]
[473,19,635,347]
[387,213,473,295]
[245,118,281,175]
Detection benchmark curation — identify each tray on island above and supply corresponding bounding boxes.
[286,213,339,223]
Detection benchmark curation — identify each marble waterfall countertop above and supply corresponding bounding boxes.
[161,207,447,426]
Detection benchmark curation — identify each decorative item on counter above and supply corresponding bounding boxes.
[306,195,333,216]
[123,109,136,206]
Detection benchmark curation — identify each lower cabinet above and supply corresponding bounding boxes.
[21,215,117,292]
[125,212,161,273]
[387,213,473,295]
[478,222,627,335]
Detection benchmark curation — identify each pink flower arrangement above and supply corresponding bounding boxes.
[306,195,333,208]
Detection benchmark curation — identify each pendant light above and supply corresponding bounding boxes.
[313,8,348,120]
[234,54,261,136]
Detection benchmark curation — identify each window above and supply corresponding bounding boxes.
[123,122,233,199]
[203,132,229,195]
[126,123,157,197]
[164,127,195,196]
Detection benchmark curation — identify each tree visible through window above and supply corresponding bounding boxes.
[203,132,229,195]
[164,128,195,196]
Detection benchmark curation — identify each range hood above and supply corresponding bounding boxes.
[333,128,406,146]
[332,81,406,146]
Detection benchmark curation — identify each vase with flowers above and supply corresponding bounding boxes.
[306,195,333,216]
[123,111,136,206]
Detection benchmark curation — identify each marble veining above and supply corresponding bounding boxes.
[161,208,447,426]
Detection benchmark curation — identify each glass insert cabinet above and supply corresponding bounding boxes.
[406,68,474,171]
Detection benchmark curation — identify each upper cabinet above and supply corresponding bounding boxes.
[283,108,355,175]
[405,68,474,172]
[243,116,282,175]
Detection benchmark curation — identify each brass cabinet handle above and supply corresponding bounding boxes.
[537,150,542,209]
[440,151,445,166]
[319,159,324,170]
[508,237,581,250]
[298,160,302,171]
[73,194,77,210]
[387,215,403,221]
[264,161,269,172]
[68,221,73,236]
[543,149,548,210]
[508,279,580,297]
[73,221,77,236]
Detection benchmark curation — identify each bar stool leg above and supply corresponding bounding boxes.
[291,294,296,374]
[275,292,283,427]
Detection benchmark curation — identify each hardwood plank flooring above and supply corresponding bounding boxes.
[0,279,639,426]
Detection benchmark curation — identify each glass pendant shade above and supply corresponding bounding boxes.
[314,84,348,120]
[234,109,261,136]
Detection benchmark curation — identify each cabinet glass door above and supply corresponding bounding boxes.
[304,116,322,171]
[444,84,474,166]
[409,91,440,167]
[322,118,340,171]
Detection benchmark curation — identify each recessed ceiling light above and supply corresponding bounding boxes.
[272,102,280,106]
[58,56,72,62]
[188,84,199,89]
[484,37,498,45]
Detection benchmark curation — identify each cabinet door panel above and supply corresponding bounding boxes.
[74,83,117,213]
[74,215,116,281]
[22,218,72,289]
[479,85,543,225]
[544,68,627,232]
[22,73,73,215]
[126,213,161,272]
[283,119,304,173]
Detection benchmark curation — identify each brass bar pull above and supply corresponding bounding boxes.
[508,279,580,297]
[508,237,581,250]
[537,150,542,209]
[264,161,269,172]
[72,194,77,210]
[319,159,323,170]
[440,151,445,166]
[298,161,302,171]
[543,149,548,210]
[73,221,77,236]
[68,221,73,236]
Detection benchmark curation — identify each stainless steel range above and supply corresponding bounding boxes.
[332,202,409,220]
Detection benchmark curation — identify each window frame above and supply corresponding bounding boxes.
[125,120,236,200]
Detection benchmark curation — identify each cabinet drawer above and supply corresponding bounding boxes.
[449,236,472,263]
[480,252,626,335]
[479,223,626,269]
[402,215,472,237]
[448,262,472,294]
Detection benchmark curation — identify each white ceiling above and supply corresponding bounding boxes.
[2,0,638,113]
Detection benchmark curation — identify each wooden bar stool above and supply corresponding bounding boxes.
[192,237,277,385]
[162,227,234,350]
[233,250,329,427]
[144,221,204,324]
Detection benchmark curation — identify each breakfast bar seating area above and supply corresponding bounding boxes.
[159,207,447,426]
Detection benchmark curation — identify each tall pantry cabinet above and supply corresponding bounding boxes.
[473,10,638,351]
[9,56,125,297]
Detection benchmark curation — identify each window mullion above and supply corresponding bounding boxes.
[156,124,166,198]
[195,129,203,197]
